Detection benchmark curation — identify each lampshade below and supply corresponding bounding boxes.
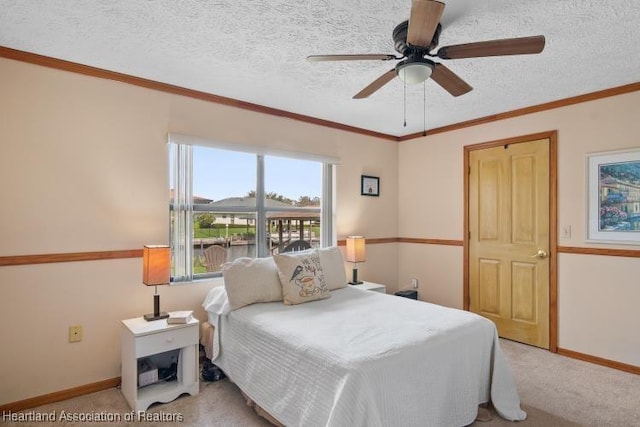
[142,245,170,286]
[346,236,366,263]
[396,58,434,85]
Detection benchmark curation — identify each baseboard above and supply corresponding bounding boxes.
[0,377,121,413]
[557,347,640,375]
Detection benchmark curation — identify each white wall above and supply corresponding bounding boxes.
[398,90,640,367]
[0,58,398,405]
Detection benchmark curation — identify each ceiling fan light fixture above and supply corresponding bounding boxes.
[396,58,435,84]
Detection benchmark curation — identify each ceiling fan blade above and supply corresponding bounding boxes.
[407,0,445,48]
[307,54,396,62]
[430,63,472,97]
[437,35,545,59]
[353,69,397,99]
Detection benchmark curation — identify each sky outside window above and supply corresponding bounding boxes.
[192,146,255,201]
[191,146,321,203]
[265,155,321,204]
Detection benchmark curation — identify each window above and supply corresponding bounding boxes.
[169,136,336,282]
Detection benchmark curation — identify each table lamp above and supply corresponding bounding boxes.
[346,236,366,285]
[142,245,170,321]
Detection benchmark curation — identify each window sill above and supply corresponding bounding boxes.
[170,276,224,287]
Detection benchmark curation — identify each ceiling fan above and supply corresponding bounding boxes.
[307,0,545,99]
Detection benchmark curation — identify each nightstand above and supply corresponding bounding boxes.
[121,316,200,412]
[349,281,387,294]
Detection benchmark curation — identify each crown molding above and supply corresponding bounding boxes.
[2,46,639,142]
[0,46,396,142]
[398,81,640,141]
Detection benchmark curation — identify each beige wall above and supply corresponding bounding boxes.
[398,90,640,367]
[0,58,398,404]
[1,54,638,405]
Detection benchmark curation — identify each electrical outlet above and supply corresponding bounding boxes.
[411,278,419,289]
[69,325,82,343]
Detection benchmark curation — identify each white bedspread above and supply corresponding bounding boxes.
[204,286,526,427]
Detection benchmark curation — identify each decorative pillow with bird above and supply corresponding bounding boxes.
[273,249,330,305]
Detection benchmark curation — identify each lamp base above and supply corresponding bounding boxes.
[144,312,169,321]
[349,267,362,285]
[144,293,169,321]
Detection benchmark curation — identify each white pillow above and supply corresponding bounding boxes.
[202,285,231,316]
[222,257,283,310]
[273,249,330,305]
[318,246,348,290]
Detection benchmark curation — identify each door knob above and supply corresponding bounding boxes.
[530,250,548,259]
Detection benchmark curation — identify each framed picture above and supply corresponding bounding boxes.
[586,149,640,243]
[361,175,380,197]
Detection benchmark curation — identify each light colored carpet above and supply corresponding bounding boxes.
[498,339,640,427]
[6,339,639,426]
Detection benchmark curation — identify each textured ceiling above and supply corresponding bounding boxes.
[1,0,639,137]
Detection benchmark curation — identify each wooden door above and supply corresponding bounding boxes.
[468,138,550,348]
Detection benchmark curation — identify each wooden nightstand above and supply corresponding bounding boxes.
[121,316,200,412]
[349,281,387,294]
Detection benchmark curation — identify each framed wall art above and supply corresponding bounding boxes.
[361,175,379,197]
[586,148,640,243]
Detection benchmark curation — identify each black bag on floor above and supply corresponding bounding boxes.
[201,359,226,382]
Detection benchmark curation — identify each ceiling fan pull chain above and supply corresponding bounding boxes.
[423,80,427,136]
[403,79,407,127]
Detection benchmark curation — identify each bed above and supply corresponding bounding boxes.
[203,283,527,427]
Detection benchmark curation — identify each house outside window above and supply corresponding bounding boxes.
[169,135,336,282]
